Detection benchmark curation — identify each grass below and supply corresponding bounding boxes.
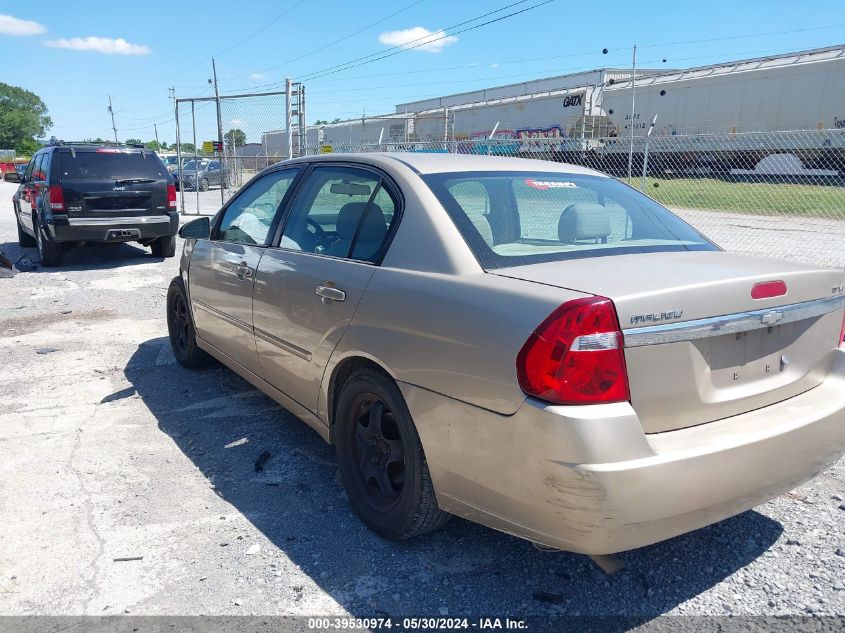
[634,177,845,219]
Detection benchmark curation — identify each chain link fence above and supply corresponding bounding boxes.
[169,94,845,270]
[302,129,845,268]
[174,91,286,215]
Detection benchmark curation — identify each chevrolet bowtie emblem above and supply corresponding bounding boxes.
[761,310,784,326]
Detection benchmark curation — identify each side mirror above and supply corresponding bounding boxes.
[4,172,21,183]
[178,216,211,240]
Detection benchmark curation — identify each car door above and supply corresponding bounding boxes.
[17,154,41,232]
[252,164,399,414]
[188,167,302,375]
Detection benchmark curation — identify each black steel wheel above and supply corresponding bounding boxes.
[167,276,212,368]
[336,370,449,539]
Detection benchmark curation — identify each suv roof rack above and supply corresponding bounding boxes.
[49,140,146,149]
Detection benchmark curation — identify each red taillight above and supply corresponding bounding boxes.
[48,185,65,211]
[516,296,630,405]
[751,280,787,299]
[167,183,177,209]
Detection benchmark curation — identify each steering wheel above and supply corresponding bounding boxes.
[305,218,328,250]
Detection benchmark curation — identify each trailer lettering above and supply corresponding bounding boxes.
[562,94,583,108]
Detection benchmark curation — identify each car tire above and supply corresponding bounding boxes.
[16,213,36,247]
[199,177,209,192]
[167,276,213,369]
[151,234,176,258]
[335,369,450,540]
[35,216,62,267]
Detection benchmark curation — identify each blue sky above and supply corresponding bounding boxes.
[1,0,843,146]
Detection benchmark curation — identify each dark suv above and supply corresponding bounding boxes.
[10,142,179,266]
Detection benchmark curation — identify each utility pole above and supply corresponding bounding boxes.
[154,123,160,150]
[108,95,118,143]
[627,44,637,182]
[212,57,226,206]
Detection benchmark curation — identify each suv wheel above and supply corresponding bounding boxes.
[35,216,62,267]
[335,370,450,540]
[16,213,36,247]
[167,277,212,368]
[151,235,176,258]
[199,177,209,192]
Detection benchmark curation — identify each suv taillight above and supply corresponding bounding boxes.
[167,184,177,210]
[516,296,630,405]
[48,185,65,211]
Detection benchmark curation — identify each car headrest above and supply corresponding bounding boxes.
[337,202,387,241]
[558,203,611,243]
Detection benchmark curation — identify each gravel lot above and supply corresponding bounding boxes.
[0,179,843,623]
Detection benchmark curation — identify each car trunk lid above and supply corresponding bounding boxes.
[492,251,845,433]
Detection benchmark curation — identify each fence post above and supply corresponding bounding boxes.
[640,114,658,191]
[285,78,293,159]
[627,44,637,182]
[174,95,185,215]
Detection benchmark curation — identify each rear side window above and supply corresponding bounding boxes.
[423,171,717,268]
[57,150,166,180]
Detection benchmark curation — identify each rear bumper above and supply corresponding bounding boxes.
[400,347,845,555]
[46,212,179,242]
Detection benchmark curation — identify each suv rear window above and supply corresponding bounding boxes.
[423,171,717,268]
[57,149,167,180]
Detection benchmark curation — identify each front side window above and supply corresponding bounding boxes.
[424,171,717,268]
[280,166,397,263]
[215,168,299,245]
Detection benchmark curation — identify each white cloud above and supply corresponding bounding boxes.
[377,27,457,53]
[0,14,46,36]
[490,63,500,69]
[230,118,245,128]
[249,72,265,82]
[43,36,150,56]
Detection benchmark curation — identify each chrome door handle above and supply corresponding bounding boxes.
[235,261,253,280]
[316,284,346,303]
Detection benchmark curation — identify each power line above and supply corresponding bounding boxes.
[292,0,545,83]
[235,0,552,94]
[251,0,427,76]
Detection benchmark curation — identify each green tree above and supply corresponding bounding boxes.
[177,142,195,153]
[224,128,246,148]
[331,118,342,124]
[125,138,143,146]
[314,119,328,125]
[144,140,161,151]
[0,83,52,153]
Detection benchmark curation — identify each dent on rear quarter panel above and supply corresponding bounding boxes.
[335,267,589,415]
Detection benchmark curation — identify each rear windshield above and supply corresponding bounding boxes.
[422,171,717,268]
[57,149,167,180]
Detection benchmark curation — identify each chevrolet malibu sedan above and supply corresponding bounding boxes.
[168,153,845,555]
